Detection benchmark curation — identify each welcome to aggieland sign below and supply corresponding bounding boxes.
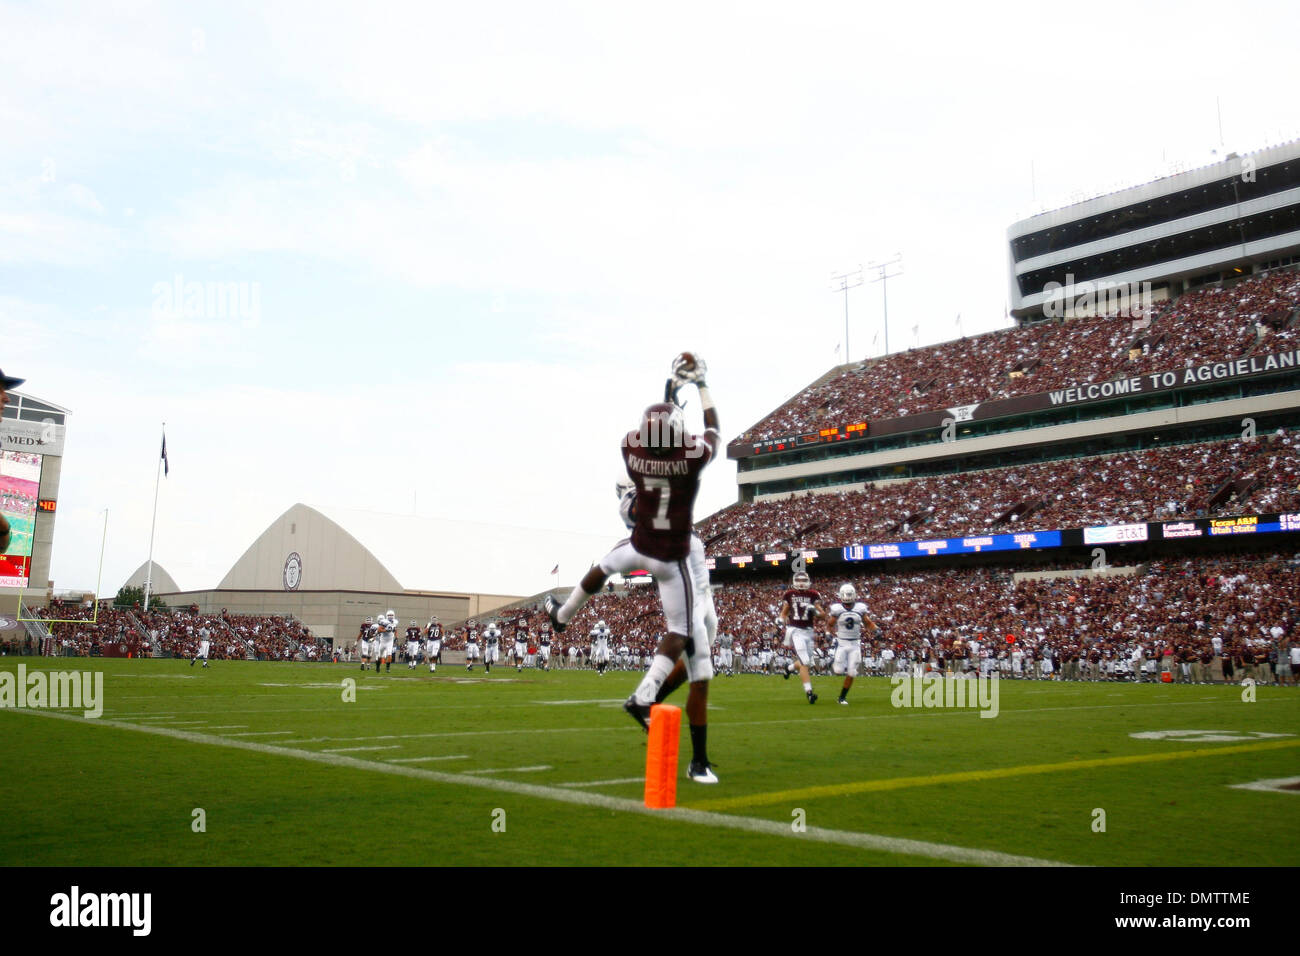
[730,347,1300,459]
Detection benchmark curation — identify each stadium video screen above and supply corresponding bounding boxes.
[0,450,42,587]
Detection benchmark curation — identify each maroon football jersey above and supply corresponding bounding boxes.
[621,428,720,561]
[780,589,821,628]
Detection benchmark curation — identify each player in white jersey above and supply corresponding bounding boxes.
[827,583,877,705]
[191,624,212,668]
[590,622,613,675]
[716,632,734,676]
[482,621,502,673]
[373,611,397,673]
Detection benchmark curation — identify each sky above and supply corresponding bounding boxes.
[4,0,1299,598]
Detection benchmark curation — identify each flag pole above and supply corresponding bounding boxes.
[144,423,164,611]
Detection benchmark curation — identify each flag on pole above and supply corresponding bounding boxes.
[161,433,169,477]
[550,564,559,575]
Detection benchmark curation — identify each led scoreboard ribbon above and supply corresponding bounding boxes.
[840,530,1062,562]
[705,512,1300,575]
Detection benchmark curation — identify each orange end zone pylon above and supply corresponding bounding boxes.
[644,703,681,809]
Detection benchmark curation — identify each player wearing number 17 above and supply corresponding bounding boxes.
[545,353,721,784]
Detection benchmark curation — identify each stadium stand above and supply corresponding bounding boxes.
[30,601,326,661]
[740,268,1300,443]
[699,431,1300,555]
[519,553,1297,683]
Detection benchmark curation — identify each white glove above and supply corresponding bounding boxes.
[671,353,708,385]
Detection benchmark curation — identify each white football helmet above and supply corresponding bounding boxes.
[838,583,857,603]
[615,478,635,500]
[793,571,811,589]
[618,487,638,529]
[597,620,607,631]
[386,610,395,619]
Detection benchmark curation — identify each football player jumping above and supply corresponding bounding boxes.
[546,353,721,784]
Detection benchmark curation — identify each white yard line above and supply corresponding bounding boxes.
[202,725,249,730]
[539,699,626,705]
[460,765,552,775]
[6,709,1074,867]
[217,730,295,737]
[110,715,182,721]
[1228,776,1300,794]
[384,755,470,764]
[320,745,402,753]
[557,777,646,788]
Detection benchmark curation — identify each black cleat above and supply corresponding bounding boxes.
[623,696,651,733]
[544,595,566,633]
[807,691,818,705]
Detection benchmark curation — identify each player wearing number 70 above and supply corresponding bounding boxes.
[546,353,722,784]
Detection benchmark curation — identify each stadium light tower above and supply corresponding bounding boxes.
[830,265,863,361]
[867,254,904,355]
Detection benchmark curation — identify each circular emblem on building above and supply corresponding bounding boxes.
[283,552,303,591]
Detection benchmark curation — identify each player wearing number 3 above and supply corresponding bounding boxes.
[827,583,879,705]
[546,353,721,784]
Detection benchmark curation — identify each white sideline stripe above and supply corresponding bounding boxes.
[218,730,294,737]
[558,777,645,788]
[151,720,210,726]
[114,715,182,721]
[1229,775,1300,794]
[5,710,1073,867]
[203,725,248,730]
[540,699,626,705]
[460,765,552,775]
[257,697,1281,746]
[384,755,470,764]
[321,745,402,753]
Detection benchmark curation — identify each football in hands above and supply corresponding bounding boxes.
[671,352,707,384]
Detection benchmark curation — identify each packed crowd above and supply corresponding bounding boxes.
[31,601,145,657]
[502,553,1297,683]
[698,431,1300,554]
[742,268,1300,442]
[28,601,325,661]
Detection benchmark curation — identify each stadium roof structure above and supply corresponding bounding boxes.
[216,503,622,597]
[122,561,180,596]
[2,390,72,422]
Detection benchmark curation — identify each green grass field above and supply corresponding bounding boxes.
[2,658,1297,866]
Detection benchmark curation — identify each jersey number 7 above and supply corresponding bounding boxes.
[642,477,673,530]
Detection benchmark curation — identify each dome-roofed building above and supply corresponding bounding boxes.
[122,561,180,596]
[149,503,617,645]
